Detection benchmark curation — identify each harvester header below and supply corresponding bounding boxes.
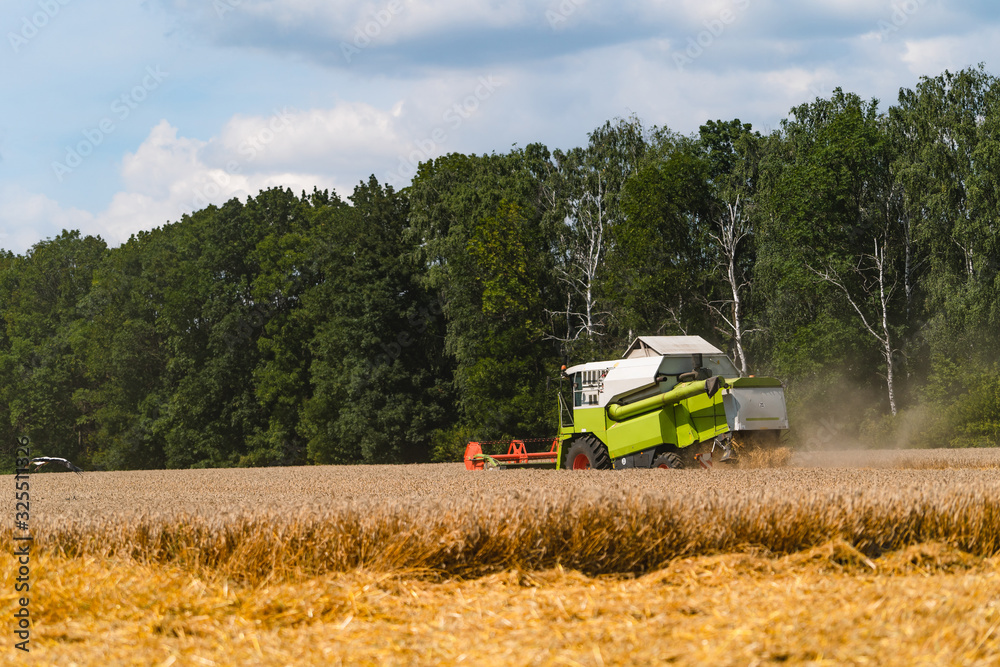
[465,335,788,471]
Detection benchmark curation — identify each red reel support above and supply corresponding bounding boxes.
[464,438,559,470]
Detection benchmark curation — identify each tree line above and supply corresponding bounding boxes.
[2,66,998,470]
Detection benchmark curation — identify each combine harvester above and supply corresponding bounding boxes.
[465,336,788,471]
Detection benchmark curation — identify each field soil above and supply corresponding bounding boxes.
[2,447,999,665]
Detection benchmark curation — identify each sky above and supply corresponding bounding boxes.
[1,0,999,254]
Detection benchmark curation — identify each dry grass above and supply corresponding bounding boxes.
[3,448,1000,664]
[1,544,998,666]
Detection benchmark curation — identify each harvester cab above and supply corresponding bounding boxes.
[464,336,788,471]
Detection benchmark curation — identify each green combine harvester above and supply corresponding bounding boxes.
[465,336,788,470]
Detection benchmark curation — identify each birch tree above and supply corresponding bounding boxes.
[809,234,899,415]
[706,194,755,374]
[546,117,646,352]
[890,67,999,363]
[699,120,762,375]
[760,89,906,416]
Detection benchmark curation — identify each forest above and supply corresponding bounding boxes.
[1,66,998,470]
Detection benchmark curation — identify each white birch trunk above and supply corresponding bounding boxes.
[710,196,753,375]
[810,235,898,416]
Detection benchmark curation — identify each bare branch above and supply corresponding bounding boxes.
[807,263,885,345]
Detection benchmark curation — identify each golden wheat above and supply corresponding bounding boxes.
[4,449,1000,665]
[5,451,1000,584]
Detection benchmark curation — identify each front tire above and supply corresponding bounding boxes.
[562,435,612,470]
[652,451,684,469]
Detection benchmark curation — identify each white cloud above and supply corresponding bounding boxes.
[210,103,404,172]
[0,186,95,252]
[89,117,333,245]
[2,92,486,252]
[762,67,842,104]
[900,34,975,76]
[2,119,333,253]
[120,121,207,197]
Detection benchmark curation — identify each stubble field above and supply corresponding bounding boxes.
[3,447,1000,665]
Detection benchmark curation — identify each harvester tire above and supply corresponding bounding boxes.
[563,435,612,470]
[652,451,683,469]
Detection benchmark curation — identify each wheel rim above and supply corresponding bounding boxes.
[657,463,671,469]
[572,453,591,470]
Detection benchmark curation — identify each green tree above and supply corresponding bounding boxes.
[301,177,452,464]
[410,150,561,441]
[0,231,108,464]
[892,67,1000,368]
[611,128,712,342]
[74,230,172,469]
[758,89,905,415]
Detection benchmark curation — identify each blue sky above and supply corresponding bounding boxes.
[2,0,999,253]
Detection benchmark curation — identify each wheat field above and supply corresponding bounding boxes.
[2,447,1000,665]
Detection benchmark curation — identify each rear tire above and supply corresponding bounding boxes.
[652,451,684,469]
[562,435,612,470]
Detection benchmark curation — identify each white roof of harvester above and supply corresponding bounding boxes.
[562,356,664,408]
[563,336,737,408]
[623,336,723,358]
[563,356,658,378]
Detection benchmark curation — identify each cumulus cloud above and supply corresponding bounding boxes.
[119,121,207,197]
[899,27,1000,76]
[2,89,505,252]
[2,109,365,253]
[208,102,405,172]
[0,186,95,252]
[87,116,337,246]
